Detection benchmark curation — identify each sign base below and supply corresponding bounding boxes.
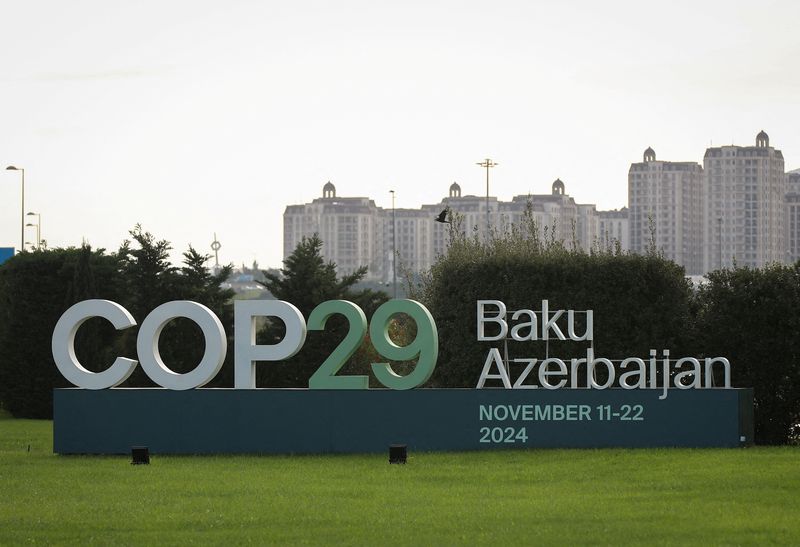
[53,388,753,454]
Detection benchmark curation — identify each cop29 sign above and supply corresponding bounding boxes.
[51,298,753,454]
[52,299,437,391]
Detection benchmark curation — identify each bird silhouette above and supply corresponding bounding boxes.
[435,209,451,224]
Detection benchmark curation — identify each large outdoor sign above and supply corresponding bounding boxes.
[52,299,436,391]
[51,298,753,454]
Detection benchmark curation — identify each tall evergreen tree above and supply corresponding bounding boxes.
[159,246,235,382]
[117,224,177,321]
[258,235,388,387]
[262,235,367,318]
[115,225,178,385]
[116,228,236,384]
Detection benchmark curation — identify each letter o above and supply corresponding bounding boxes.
[51,299,138,389]
[136,301,226,390]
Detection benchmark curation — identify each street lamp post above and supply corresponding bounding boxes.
[26,212,41,249]
[476,158,498,239]
[390,190,397,299]
[5,166,24,253]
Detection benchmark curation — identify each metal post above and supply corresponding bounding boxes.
[6,166,24,252]
[390,190,397,298]
[476,158,498,240]
[26,212,41,249]
[20,170,24,252]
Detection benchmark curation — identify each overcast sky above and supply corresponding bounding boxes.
[1,0,798,268]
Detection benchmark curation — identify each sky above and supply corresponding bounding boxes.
[1,0,799,268]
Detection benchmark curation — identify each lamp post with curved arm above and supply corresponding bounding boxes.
[5,166,24,253]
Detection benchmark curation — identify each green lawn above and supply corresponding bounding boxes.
[1,418,799,545]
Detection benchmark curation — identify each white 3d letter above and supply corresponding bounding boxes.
[52,299,138,389]
[234,300,307,389]
[477,300,507,341]
[136,301,227,390]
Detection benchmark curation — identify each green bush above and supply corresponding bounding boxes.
[695,264,800,444]
[412,225,691,388]
[0,247,122,418]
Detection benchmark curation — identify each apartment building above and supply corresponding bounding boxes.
[628,147,704,274]
[786,169,800,262]
[284,180,623,281]
[704,131,786,270]
[283,181,387,279]
[597,208,629,252]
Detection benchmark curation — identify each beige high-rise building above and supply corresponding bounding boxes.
[704,131,786,270]
[495,179,604,251]
[785,169,800,262]
[286,133,792,280]
[577,203,600,251]
[512,179,579,243]
[284,180,619,281]
[597,208,629,252]
[628,148,705,274]
[425,181,500,253]
[391,208,435,275]
[283,182,387,279]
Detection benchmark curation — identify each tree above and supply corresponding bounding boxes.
[0,226,236,416]
[164,246,235,384]
[114,225,178,386]
[262,235,368,317]
[116,227,236,385]
[117,225,177,321]
[258,235,388,387]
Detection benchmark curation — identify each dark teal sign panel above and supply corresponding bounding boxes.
[53,388,753,454]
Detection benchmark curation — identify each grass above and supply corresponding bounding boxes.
[1,419,799,545]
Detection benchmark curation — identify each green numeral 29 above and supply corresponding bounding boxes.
[307,299,438,390]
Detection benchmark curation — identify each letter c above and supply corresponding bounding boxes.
[51,299,138,389]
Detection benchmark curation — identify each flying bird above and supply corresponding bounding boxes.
[435,209,451,224]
